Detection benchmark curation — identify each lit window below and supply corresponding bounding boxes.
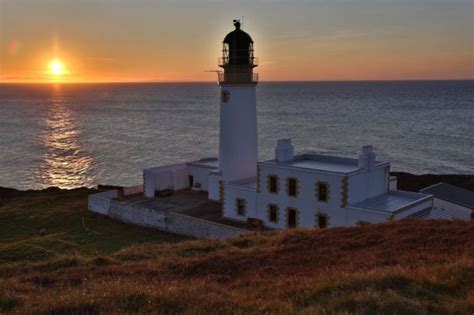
[236,198,246,216]
[287,177,298,197]
[268,175,278,193]
[268,204,278,222]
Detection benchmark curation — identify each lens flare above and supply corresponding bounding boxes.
[7,40,22,56]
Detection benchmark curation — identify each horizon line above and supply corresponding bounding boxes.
[1,78,473,84]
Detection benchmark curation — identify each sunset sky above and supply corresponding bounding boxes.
[0,0,473,82]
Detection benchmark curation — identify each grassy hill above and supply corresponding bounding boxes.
[0,187,473,314]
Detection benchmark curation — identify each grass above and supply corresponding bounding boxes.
[1,187,474,314]
[0,187,188,263]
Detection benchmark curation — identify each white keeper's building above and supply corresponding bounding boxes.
[143,21,433,229]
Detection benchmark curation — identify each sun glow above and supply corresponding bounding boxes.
[48,59,67,76]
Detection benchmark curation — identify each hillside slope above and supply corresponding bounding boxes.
[0,187,473,314]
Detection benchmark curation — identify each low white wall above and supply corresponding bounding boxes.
[89,192,247,239]
[109,200,166,228]
[88,190,118,215]
[346,207,392,225]
[166,212,247,239]
[124,185,144,196]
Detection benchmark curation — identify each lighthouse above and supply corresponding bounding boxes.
[134,20,436,235]
[217,20,259,182]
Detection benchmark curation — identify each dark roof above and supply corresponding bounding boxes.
[223,28,253,45]
[409,207,463,220]
[420,182,474,209]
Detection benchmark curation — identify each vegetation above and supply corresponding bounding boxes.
[0,186,473,314]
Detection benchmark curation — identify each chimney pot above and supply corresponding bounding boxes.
[275,138,294,163]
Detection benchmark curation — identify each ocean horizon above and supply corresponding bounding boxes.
[1,80,473,190]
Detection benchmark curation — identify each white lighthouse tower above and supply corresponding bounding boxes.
[217,20,258,182]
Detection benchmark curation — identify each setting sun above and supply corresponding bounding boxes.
[48,59,67,76]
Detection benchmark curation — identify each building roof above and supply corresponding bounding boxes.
[409,207,464,220]
[186,157,218,169]
[227,177,257,189]
[420,182,474,209]
[349,190,431,213]
[260,153,387,174]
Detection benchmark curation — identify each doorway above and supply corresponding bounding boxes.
[287,208,297,228]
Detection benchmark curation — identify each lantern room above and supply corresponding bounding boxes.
[218,20,258,84]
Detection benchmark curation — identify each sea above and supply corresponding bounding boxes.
[0,81,473,190]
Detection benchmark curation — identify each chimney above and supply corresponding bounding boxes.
[358,145,376,171]
[275,138,294,163]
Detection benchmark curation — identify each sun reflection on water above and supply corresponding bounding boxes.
[39,86,94,189]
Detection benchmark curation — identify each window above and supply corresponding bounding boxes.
[317,213,328,229]
[316,182,329,202]
[287,177,298,197]
[268,175,278,193]
[268,204,278,223]
[221,90,230,103]
[287,208,298,228]
[236,198,246,216]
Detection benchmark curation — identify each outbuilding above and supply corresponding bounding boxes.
[420,182,474,220]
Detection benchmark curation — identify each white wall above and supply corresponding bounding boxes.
[105,199,247,239]
[223,184,257,222]
[389,176,398,190]
[346,207,391,225]
[208,172,222,201]
[218,84,258,182]
[88,190,118,215]
[123,185,144,196]
[433,198,472,220]
[347,164,388,204]
[143,163,188,197]
[256,164,345,229]
[187,165,212,191]
[393,197,433,219]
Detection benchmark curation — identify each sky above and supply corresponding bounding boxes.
[0,0,473,82]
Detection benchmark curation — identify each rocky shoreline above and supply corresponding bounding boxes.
[391,172,474,192]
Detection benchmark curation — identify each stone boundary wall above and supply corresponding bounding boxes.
[165,212,247,239]
[123,185,144,196]
[88,191,248,239]
[109,200,166,229]
[88,190,118,215]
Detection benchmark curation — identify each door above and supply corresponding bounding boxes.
[288,209,297,228]
[188,175,194,188]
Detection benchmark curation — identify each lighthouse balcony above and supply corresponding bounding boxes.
[218,72,259,84]
[218,57,258,67]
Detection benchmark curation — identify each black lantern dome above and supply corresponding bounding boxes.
[220,20,257,67]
